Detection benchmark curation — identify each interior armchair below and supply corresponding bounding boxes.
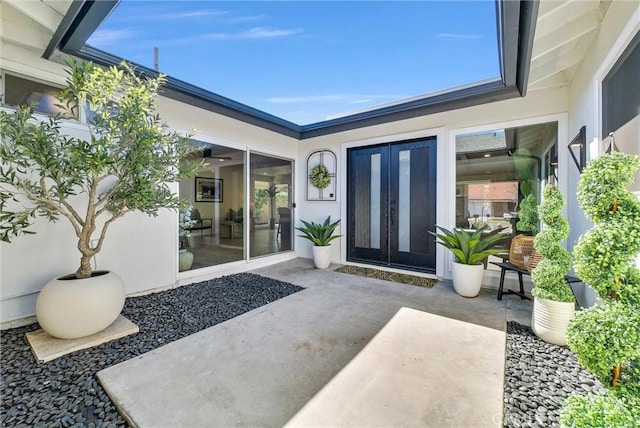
[187,208,213,236]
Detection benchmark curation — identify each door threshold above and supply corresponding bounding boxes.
[343,261,438,280]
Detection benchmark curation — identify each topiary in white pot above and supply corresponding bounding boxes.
[0,59,200,339]
[530,183,576,346]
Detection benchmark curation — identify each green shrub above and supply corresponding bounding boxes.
[516,193,539,234]
[562,149,640,427]
[531,184,574,302]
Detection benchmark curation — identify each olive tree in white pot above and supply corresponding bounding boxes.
[430,226,508,297]
[296,216,341,269]
[530,184,576,346]
[0,59,199,339]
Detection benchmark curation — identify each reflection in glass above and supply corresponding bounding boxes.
[250,153,294,258]
[369,154,381,250]
[455,122,558,269]
[178,142,245,271]
[398,150,411,252]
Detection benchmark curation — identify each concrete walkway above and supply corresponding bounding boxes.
[97,258,532,427]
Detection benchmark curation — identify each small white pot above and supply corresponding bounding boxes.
[179,249,194,272]
[451,262,484,297]
[532,297,575,346]
[36,271,126,339]
[312,245,332,269]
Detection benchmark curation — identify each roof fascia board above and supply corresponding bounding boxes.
[300,81,518,139]
[42,0,86,59]
[58,0,119,52]
[72,45,302,138]
[515,1,539,96]
[44,0,535,140]
[498,0,520,87]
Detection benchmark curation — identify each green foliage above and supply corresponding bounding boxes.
[429,225,508,265]
[574,152,640,297]
[561,390,639,428]
[296,216,342,246]
[0,58,200,277]
[262,183,280,220]
[566,303,640,385]
[516,193,539,234]
[253,189,268,220]
[531,184,574,302]
[562,148,640,427]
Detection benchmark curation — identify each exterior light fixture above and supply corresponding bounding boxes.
[568,126,586,172]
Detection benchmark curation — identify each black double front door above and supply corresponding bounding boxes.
[347,138,437,272]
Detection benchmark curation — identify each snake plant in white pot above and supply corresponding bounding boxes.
[296,216,342,268]
[430,226,508,297]
[0,59,199,339]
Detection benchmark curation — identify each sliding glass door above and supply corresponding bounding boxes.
[249,153,294,258]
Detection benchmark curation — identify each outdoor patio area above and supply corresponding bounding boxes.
[1,258,601,427]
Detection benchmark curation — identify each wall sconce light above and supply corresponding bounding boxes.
[568,126,587,172]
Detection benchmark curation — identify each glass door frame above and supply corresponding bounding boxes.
[246,149,296,259]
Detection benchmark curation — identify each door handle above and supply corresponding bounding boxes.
[390,203,395,226]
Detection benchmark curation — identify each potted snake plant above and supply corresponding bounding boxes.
[430,226,508,297]
[296,216,342,268]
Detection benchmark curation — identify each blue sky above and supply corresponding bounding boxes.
[89,1,500,125]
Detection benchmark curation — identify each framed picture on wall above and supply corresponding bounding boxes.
[195,177,223,202]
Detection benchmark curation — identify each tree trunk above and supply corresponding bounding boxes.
[76,254,93,279]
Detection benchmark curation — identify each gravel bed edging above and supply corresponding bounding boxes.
[1,273,303,427]
[504,322,604,428]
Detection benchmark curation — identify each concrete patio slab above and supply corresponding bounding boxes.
[286,307,504,427]
[26,315,139,364]
[97,258,531,427]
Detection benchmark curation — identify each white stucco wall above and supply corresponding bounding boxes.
[564,1,640,307]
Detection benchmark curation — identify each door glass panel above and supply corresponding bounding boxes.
[369,153,381,249]
[398,150,411,252]
[178,142,245,271]
[250,153,293,258]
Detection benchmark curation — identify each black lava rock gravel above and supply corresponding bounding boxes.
[0,273,303,427]
[504,322,604,428]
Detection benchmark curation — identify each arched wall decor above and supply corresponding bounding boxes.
[307,150,337,201]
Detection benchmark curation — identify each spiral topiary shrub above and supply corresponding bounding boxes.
[561,149,640,427]
[516,193,539,234]
[531,184,574,302]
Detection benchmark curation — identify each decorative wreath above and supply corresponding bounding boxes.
[310,164,331,189]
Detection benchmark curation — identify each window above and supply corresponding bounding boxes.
[602,31,640,138]
[3,74,71,118]
[455,121,558,269]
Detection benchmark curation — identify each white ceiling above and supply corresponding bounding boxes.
[1,0,72,52]
[528,0,611,90]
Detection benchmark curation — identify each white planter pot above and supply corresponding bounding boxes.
[179,249,194,272]
[451,262,484,297]
[532,297,575,346]
[312,245,332,269]
[36,271,126,339]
